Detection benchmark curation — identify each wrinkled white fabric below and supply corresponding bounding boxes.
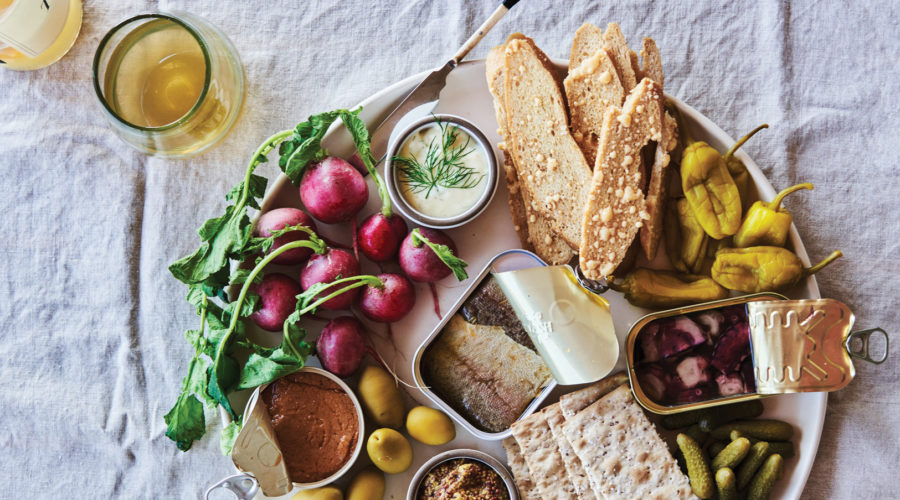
[1,0,897,498]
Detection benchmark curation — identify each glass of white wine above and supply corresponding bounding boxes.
[92,12,245,157]
[0,0,83,70]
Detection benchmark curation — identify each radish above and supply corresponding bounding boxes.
[359,273,416,323]
[358,213,408,262]
[255,208,318,265]
[300,248,361,310]
[249,273,303,331]
[316,316,367,377]
[399,228,468,282]
[300,157,368,223]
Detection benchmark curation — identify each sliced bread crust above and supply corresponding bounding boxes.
[487,42,575,265]
[504,37,592,248]
[579,78,666,279]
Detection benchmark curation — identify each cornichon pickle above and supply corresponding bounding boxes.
[737,441,773,489]
[676,433,715,499]
[748,453,784,500]
[711,437,751,470]
[708,441,727,458]
[698,400,764,431]
[710,419,794,441]
[729,429,759,444]
[715,467,739,500]
[685,423,709,445]
[767,441,795,459]
[662,408,711,429]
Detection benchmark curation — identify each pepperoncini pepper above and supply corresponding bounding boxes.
[676,198,709,273]
[733,183,813,248]
[711,247,842,293]
[723,124,769,211]
[673,108,743,239]
[609,268,729,309]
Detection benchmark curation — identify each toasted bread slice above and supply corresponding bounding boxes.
[564,49,625,166]
[569,22,604,70]
[602,23,638,92]
[487,43,575,265]
[637,37,664,86]
[639,107,676,260]
[579,78,666,279]
[504,36,592,248]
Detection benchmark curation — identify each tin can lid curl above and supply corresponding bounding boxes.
[494,265,618,385]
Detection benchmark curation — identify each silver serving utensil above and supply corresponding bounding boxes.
[366,0,520,163]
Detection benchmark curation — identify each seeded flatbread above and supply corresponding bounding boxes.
[503,437,540,500]
[562,385,696,500]
[511,407,578,499]
[544,403,599,499]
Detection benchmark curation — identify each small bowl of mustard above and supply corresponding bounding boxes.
[407,449,519,500]
[386,114,499,229]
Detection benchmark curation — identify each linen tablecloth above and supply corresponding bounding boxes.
[1,1,897,498]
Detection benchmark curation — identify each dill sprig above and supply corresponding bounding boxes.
[393,119,484,198]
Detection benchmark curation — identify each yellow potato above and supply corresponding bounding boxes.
[357,365,404,429]
[367,428,413,474]
[292,486,342,500]
[346,466,385,500]
[406,406,456,445]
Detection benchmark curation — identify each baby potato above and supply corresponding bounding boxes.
[406,406,455,445]
[292,486,342,500]
[346,466,385,500]
[367,428,413,474]
[357,365,405,429]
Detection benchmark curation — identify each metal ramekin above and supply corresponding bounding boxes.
[385,114,499,229]
[411,249,556,440]
[406,449,520,500]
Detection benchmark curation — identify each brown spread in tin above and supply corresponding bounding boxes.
[418,458,509,500]
[262,371,359,483]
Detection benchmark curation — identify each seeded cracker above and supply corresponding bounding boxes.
[579,78,665,279]
[511,407,578,499]
[502,437,540,500]
[562,385,697,500]
[544,403,599,499]
[559,372,630,419]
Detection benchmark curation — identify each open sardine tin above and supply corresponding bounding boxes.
[625,294,889,415]
[412,250,620,440]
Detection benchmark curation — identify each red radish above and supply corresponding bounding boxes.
[359,273,416,323]
[255,208,318,265]
[399,228,462,282]
[249,273,302,331]
[300,248,361,310]
[300,157,368,223]
[317,316,367,377]
[358,213,408,262]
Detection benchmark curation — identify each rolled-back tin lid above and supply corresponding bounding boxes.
[228,386,292,497]
[748,299,888,394]
[493,265,619,385]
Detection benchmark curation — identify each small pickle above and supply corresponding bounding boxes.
[733,183,814,248]
[661,408,711,429]
[711,437,751,470]
[722,124,769,211]
[609,268,728,309]
[716,467,739,500]
[766,441,795,459]
[674,108,743,239]
[710,419,794,442]
[708,441,728,458]
[747,454,784,500]
[684,423,709,445]
[676,433,715,499]
[697,400,764,432]
[737,441,773,489]
[711,247,842,293]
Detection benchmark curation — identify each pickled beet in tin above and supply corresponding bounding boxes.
[635,304,756,405]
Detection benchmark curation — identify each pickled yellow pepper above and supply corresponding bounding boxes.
[674,108,743,239]
[733,183,814,248]
[610,268,729,309]
[722,124,769,210]
[711,247,842,292]
[666,198,710,274]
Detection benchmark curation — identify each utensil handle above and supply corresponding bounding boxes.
[451,1,517,63]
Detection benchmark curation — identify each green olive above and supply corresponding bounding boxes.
[367,428,413,474]
[346,466,385,500]
[358,365,405,429]
[406,406,456,445]
[292,486,342,500]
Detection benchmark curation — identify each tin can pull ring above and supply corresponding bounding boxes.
[571,256,609,294]
[846,328,888,365]
[204,474,259,500]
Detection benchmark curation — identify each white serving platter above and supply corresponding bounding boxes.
[228,59,824,500]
